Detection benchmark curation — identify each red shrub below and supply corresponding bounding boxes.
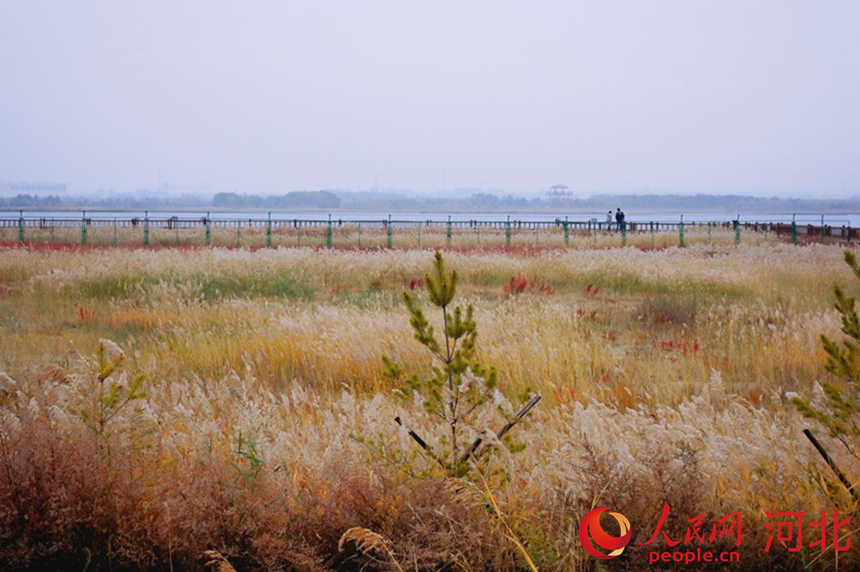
[503,275,554,296]
[77,306,96,323]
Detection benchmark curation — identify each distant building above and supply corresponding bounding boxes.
[0,181,67,195]
[546,184,573,203]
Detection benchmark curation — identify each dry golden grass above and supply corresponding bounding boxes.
[0,241,857,570]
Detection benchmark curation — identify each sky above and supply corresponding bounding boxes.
[1,1,859,197]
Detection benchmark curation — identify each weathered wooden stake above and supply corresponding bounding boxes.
[395,393,541,473]
[803,428,857,498]
[460,394,542,464]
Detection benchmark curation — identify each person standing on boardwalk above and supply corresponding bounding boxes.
[615,208,623,231]
[606,210,613,229]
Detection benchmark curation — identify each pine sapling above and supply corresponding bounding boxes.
[792,250,860,496]
[384,251,539,476]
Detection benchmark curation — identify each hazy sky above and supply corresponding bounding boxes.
[1,1,858,196]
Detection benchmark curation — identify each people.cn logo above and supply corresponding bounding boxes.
[578,507,632,559]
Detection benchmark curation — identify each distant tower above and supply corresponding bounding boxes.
[546,184,572,204]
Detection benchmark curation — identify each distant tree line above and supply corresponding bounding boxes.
[2,190,858,214]
[211,191,340,209]
[573,193,860,213]
[0,194,204,210]
[0,191,341,211]
[339,192,860,213]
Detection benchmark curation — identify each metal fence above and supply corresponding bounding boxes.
[0,212,852,249]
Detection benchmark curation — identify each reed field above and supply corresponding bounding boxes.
[1,240,858,570]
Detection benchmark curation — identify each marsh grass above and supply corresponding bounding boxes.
[0,242,858,570]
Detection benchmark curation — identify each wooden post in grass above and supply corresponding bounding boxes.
[803,429,857,498]
[266,212,272,248]
[505,215,511,249]
[18,210,24,243]
[144,211,150,246]
[678,215,685,248]
[327,214,333,248]
[205,212,211,246]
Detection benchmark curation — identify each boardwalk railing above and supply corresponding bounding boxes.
[0,212,852,249]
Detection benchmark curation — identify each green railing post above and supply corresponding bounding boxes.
[50,217,55,243]
[18,210,24,243]
[505,215,511,248]
[446,215,452,247]
[174,218,180,245]
[236,221,241,248]
[205,212,211,246]
[563,217,569,247]
[678,215,685,248]
[734,216,740,245]
[386,214,392,249]
[357,222,362,249]
[651,222,655,249]
[621,220,627,247]
[707,222,712,245]
[791,214,797,245]
[266,213,272,248]
[144,211,150,246]
[81,210,87,245]
[327,214,333,248]
[820,215,825,245]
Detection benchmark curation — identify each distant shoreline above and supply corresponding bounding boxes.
[3,206,860,216]
[3,191,860,217]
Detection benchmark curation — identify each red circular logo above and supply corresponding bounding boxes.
[578,507,632,559]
